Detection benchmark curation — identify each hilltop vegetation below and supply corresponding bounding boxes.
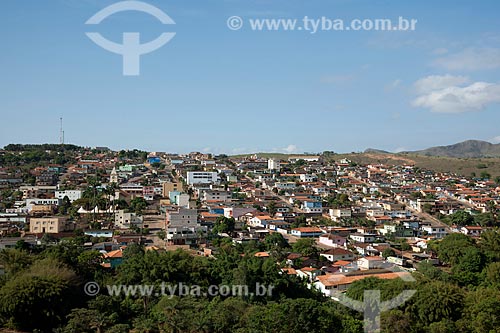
[409,140,500,158]
[233,151,500,178]
[3,144,82,152]
[330,153,500,179]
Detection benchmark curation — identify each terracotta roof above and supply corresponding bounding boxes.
[200,212,221,217]
[316,271,408,287]
[321,248,353,256]
[104,249,123,258]
[282,267,297,275]
[287,253,302,260]
[300,267,320,272]
[463,226,483,230]
[361,256,383,261]
[293,227,322,233]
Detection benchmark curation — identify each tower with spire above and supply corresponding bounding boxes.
[110,167,118,184]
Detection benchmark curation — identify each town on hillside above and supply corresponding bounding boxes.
[0,145,499,332]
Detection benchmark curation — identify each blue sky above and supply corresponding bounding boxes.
[1,0,500,154]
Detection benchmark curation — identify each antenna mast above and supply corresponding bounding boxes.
[60,117,64,145]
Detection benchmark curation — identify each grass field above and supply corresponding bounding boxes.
[336,153,500,178]
[230,152,500,178]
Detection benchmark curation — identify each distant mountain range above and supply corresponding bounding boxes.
[365,140,500,158]
[364,148,390,154]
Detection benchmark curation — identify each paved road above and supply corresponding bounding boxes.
[243,174,304,213]
[403,203,452,232]
[351,175,452,232]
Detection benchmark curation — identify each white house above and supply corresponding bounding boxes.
[421,225,448,239]
[302,201,322,213]
[186,172,218,185]
[329,208,351,221]
[25,198,60,212]
[200,160,216,167]
[55,190,82,203]
[365,209,384,218]
[320,248,355,262]
[296,267,322,282]
[319,234,347,248]
[289,156,319,162]
[460,226,484,237]
[299,174,316,182]
[357,256,384,270]
[312,186,328,195]
[257,174,275,182]
[291,227,323,238]
[248,215,275,228]
[275,182,297,190]
[349,233,377,243]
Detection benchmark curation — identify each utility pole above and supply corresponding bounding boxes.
[59,117,64,145]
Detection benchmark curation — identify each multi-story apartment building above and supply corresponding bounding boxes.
[162,181,183,197]
[20,186,57,199]
[29,217,74,234]
[114,210,143,229]
[165,208,207,245]
[186,172,218,185]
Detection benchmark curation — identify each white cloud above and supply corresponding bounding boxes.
[412,78,500,113]
[282,145,298,153]
[413,74,469,94]
[434,47,500,71]
[394,147,407,153]
[230,147,257,155]
[490,136,500,144]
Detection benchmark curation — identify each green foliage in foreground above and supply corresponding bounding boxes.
[0,231,499,332]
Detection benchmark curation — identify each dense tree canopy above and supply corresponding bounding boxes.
[0,228,499,332]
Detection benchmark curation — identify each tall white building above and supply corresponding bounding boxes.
[268,158,280,171]
[186,171,218,185]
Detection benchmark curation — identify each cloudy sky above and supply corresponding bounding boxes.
[1,0,500,154]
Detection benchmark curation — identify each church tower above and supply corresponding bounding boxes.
[110,167,118,184]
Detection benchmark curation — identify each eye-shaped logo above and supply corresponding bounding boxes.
[85,1,176,76]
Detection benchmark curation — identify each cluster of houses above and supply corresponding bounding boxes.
[1,148,499,296]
